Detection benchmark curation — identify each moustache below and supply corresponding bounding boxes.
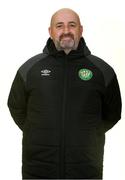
[59,33,74,41]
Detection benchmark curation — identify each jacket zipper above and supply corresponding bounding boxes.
[60,55,68,178]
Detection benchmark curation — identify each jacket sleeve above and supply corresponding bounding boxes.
[102,74,122,132]
[8,71,28,130]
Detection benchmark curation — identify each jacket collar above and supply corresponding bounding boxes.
[43,37,91,59]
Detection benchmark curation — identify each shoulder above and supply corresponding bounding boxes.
[18,53,48,82]
[87,54,116,86]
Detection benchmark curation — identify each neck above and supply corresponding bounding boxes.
[63,49,72,54]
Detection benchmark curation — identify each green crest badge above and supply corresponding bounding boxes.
[78,68,93,81]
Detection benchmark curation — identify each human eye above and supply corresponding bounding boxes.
[69,22,76,28]
[56,23,63,29]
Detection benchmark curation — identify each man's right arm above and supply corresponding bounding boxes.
[8,71,28,130]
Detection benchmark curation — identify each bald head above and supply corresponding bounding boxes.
[50,8,81,27]
[49,8,83,54]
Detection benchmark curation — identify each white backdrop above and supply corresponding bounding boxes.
[0,0,125,179]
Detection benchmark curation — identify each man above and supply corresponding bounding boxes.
[8,8,122,179]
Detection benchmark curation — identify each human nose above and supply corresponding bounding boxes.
[63,26,70,34]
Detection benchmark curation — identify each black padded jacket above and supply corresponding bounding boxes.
[8,38,122,179]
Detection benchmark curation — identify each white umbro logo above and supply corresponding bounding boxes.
[41,69,51,76]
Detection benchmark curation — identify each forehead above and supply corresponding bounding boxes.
[51,11,80,25]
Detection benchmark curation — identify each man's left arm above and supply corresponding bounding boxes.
[102,74,122,132]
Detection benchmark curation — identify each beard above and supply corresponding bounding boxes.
[55,33,76,51]
[60,38,75,49]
